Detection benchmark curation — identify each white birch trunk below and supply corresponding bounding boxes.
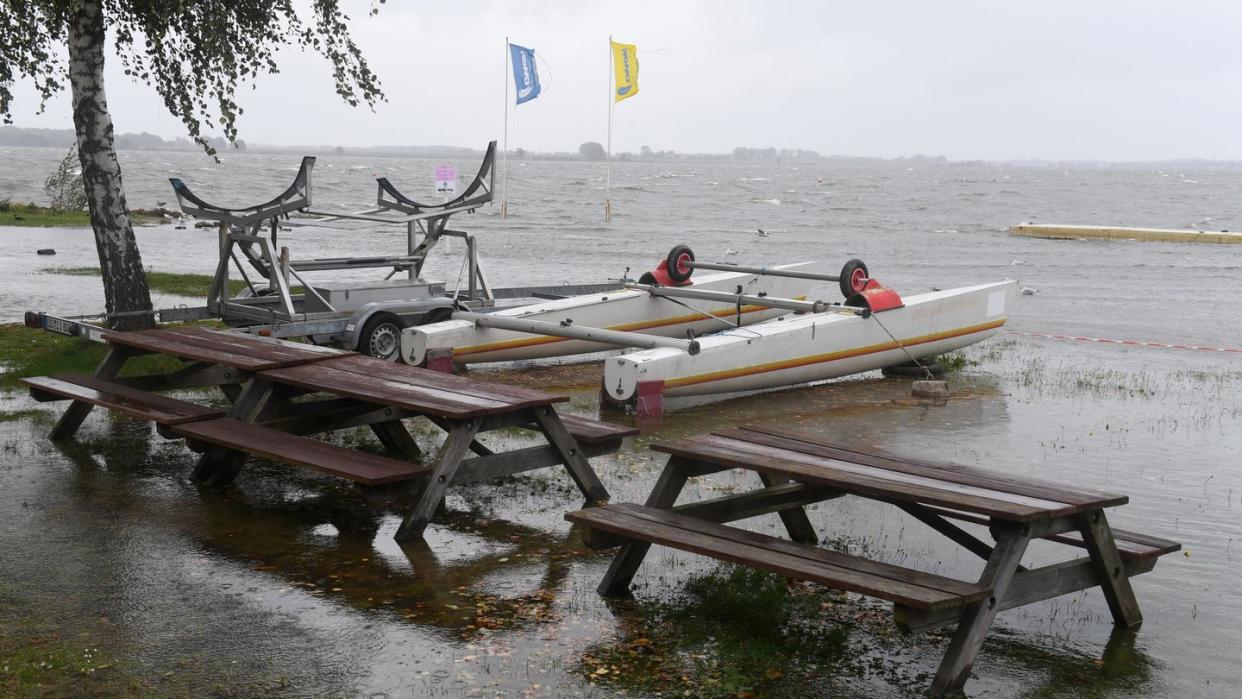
[67,0,153,330]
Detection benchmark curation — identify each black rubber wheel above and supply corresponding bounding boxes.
[881,360,945,378]
[358,313,404,361]
[665,245,695,283]
[638,271,658,285]
[839,259,869,299]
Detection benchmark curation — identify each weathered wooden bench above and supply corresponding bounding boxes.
[171,412,634,488]
[25,328,634,541]
[21,374,226,428]
[566,425,1179,697]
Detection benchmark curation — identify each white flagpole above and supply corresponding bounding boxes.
[605,36,613,222]
[502,36,510,219]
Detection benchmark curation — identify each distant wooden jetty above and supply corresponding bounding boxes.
[1010,223,1242,244]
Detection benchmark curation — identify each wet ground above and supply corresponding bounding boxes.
[1,327,1239,697]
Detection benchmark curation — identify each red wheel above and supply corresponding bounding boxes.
[839,259,869,298]
[665,245,695,283]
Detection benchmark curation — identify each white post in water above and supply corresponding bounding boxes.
[501,35,510,219]
[604,35,613,223]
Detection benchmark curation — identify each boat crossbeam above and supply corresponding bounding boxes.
[623,283,864,316]
[686,261,846,282]
[451,311,700,355]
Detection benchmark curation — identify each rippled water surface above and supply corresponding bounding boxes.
[1,147,1240,697]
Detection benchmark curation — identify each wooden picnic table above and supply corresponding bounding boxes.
[566,425,1179,696]
[23,327,634,541]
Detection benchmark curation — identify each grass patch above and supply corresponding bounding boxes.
[42,267,304,299]
[0,633,124,697]
[0,322,189,392]
[934,351,975,374]
[0,408,53,424]
[579,565,851,697]
[0,202,166,228]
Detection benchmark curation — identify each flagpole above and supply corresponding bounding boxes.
[605,36,613,223]
[502,36,510,219]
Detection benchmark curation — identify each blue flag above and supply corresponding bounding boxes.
[509,43,541,105]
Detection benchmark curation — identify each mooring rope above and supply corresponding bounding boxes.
[1006,330,1242,354]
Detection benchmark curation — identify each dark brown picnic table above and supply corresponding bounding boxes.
[566,425,1179,696]
[23,327,632,541]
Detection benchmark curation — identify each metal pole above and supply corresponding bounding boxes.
[686,261,850,282]
[624,282,863,315]
[502,36,509,219]
[451,311,700,355]
[605,35,613,223]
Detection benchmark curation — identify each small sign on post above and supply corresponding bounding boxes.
[435,164,457,195]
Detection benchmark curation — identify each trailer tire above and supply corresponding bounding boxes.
[665,245,695,283]
[882,360,945,378]
[839,259,869,299]
[358,313,404,361]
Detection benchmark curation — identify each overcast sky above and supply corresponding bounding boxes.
[9,1,1242,161]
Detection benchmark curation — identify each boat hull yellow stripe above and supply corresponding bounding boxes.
[663,318,1008,389]
[451,300,803,358]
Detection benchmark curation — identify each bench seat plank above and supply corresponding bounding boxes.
[172,417,428,485]
[654,435,1061,521]
[260,356,567,418]
[324,354,564,406]
[567,503,990,610]
[554,414,638,444]
[729,426,1127,510]
[258,363,520,418]
[149,327,346,364]
[1048,528,1181,559]
[102,331,295,372]
[22,375,225,426]
[900,504,1180,560]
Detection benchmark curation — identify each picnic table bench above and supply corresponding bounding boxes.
[566,425,1179,696]
[22,327,635,541]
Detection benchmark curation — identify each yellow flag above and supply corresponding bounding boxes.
[611,40,639,102]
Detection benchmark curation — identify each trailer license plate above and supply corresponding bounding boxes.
[44,317,76,336]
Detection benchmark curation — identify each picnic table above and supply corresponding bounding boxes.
[566,425,1179,696]
[22,327,635,541]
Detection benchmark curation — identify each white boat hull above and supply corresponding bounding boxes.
[402,264,821,365]
[603,280,1017,400]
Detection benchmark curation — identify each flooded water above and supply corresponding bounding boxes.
[1,147,1241,696]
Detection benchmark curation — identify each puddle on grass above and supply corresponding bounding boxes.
[1,335,1239,697]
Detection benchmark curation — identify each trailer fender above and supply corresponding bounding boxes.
[343,298,457,352]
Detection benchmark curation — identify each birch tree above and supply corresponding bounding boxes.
[0,1,384,329]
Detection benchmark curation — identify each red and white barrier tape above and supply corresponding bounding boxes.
[1006,330,1242,354]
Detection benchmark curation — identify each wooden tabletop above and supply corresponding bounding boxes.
[103,327,348,372]
[258,353,568,419]
[652,425,1128,522]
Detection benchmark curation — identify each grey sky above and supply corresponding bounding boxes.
[9,1,1242,161]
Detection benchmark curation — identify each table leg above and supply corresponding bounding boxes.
[598,456,690,596]
[427,415,493,456]
[757,473,818,544]
[1077,509,1143,628]
[395,419,480,541]
[191,378,277,485]
[930,522,1031,696]
[370,420,423,460]
[50,346,130,440]
[533,407,610,503]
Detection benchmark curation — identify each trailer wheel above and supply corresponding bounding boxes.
[358,313,404,361]
[665,245,695,283]
[839,259,869,298]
